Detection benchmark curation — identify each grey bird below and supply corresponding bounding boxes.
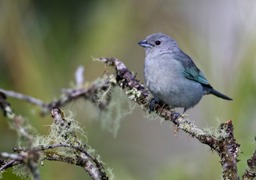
[138,33,232,113]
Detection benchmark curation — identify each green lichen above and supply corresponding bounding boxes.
[13,164,31,180]
[99,86,134,137]
[106,167,115,180]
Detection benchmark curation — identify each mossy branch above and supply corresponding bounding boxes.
[97,57,246,180]
[0,92,109,180]
[0,57,255,179]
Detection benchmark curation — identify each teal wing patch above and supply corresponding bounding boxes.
[174,49,211,86]
[184,67,210,85]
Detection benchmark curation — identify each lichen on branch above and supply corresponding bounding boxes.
[0,57,255,180]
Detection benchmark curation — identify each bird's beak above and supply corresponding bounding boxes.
[138,40,153,48]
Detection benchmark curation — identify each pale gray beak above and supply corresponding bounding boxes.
[138,40,153,48]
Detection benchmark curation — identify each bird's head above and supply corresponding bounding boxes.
[138,33,178,57]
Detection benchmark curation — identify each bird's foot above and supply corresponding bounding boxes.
[180,113,188,118]
[171,110,188,120]
[148,98,159,113]
[180,108,189,117]
[171,112,181,120]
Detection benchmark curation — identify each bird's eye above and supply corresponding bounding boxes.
[155,41,161,45]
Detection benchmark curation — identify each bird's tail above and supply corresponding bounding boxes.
[209,88,233,100]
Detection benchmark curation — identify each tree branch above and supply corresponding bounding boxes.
[242,149,256,179]
[0,92,109,180]
[97,57,240,179]
[1,57,255,179]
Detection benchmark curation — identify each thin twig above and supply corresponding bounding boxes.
[0,75,112,116]
[0,89,46,107]
[38,143,108,180]
[0,151,41,179]
[0,159,17,171]
[242,149,256,179]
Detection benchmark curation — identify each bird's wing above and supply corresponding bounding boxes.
[176,50,210,86]
[184,65,210,85]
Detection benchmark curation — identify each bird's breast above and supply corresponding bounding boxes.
[144,54,184,86]
[144,55,204,109]
[144,55,183,96]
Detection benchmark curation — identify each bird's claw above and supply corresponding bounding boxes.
[148,98,159,113]
[180,113,188,117]
[172,112,181,120]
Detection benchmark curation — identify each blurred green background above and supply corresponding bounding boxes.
[1,0,256,179]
